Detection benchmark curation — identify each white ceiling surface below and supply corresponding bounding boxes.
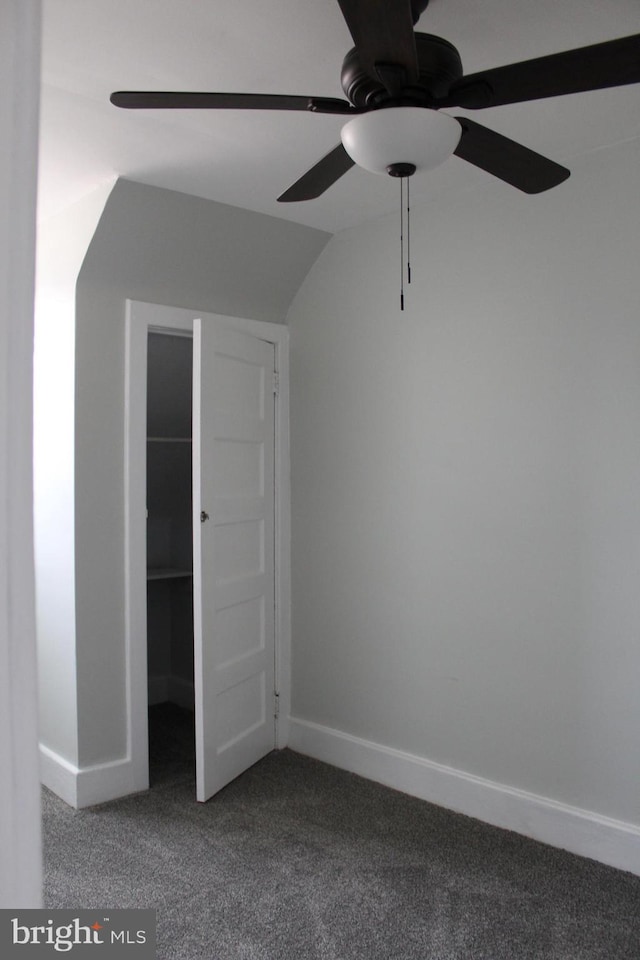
[39,0,640,233]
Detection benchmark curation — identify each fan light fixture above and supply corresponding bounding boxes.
[340,107,462,177]
[340,107,462,311]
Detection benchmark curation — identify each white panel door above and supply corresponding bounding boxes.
[193,320,276,802]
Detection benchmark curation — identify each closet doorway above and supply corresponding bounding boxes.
[125,301,291,803]
[146,331,195,784]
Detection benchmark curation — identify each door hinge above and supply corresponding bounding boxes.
[273,370,279,397]
[273,691,280,720]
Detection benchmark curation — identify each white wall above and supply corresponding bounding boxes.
[0,0,42,907]
[35,182,115,778]
[287,139,640,871]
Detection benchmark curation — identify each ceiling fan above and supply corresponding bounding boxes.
[111,0,640,201]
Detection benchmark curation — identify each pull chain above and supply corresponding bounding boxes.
[406,176,411,286]
[399,176,412,310]
[400,176,405,311]
[388,162,416,312]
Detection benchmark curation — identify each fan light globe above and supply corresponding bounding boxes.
[341,107,462,175]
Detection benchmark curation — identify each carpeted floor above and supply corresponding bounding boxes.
[42,704,640,959]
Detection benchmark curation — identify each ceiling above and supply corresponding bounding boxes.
[39,0,640,233]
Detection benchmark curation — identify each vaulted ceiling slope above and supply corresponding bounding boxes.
[78,179,331,324]
[39,0,640,232]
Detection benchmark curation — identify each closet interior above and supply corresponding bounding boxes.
[146,331,195,778]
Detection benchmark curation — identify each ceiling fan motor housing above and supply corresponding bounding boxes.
[341,33,463,108]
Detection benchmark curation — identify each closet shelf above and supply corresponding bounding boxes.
[147,568,193,581]
[147,436,192,443]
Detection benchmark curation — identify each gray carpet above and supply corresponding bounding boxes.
[42,704,640,959]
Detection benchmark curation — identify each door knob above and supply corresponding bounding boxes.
[200,510,210,523]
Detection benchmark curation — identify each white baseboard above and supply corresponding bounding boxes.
[40,744,79,808]
[39,744,148,810]
[288,717,640,877]
[42,676,195,808]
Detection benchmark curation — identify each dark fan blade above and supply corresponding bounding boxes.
[336,0,419,87]
[110,91,355,114]
[278,144,355,202]
[453,118,570,193]
[445,33,640,109]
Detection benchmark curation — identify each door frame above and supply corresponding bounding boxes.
[124,299,291,794]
